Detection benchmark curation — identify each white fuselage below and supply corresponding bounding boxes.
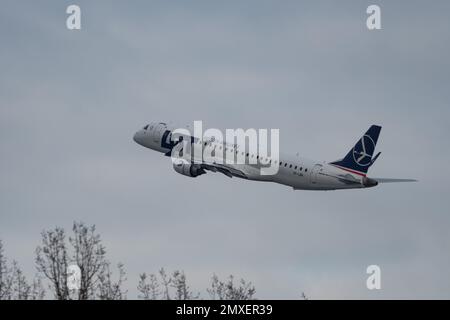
[133,122,377,191]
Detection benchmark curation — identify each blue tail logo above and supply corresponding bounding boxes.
[330,125,382,175]
[353,134,376,166]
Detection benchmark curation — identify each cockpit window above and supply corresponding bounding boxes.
[143,125,149,130]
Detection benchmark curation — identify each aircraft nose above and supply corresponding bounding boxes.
[133,131,144,146]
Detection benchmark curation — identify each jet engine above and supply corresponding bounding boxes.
[172,159,206,177]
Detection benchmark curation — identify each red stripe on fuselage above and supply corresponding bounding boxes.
[330,164,366,177]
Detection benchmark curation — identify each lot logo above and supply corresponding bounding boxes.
[353,135,375,166]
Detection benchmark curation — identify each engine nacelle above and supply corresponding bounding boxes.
[172,159,206,177]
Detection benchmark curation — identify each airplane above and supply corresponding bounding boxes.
[133,123,416,191]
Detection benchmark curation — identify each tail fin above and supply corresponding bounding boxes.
[330,125,382,176]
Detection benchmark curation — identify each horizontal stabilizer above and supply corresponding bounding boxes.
[373,178,417,183]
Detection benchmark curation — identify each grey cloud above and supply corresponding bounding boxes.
[1,0,450,299]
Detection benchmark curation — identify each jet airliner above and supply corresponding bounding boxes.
[133,123,416,191]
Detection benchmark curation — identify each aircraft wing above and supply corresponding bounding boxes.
[373,178,417,183]
[201,163,248,179]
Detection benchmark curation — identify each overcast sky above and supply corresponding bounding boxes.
[1,0,450,299]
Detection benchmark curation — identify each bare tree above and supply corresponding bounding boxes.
[35,227,69,299]
[171,270,199,300]
[97,262,127,300]
[138,268,198,300]
[29,276,46,300]
[138,269,253,300]
[0,240,12,300]
[69,222,106,300]
[207,274,256,300]
[0,240,45,300]
[10,261,31,300]
[159,268,171,300]
[5,231,264,300]
[36,222,125,300]
[5,262,45,300]
[137,273,160,300]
